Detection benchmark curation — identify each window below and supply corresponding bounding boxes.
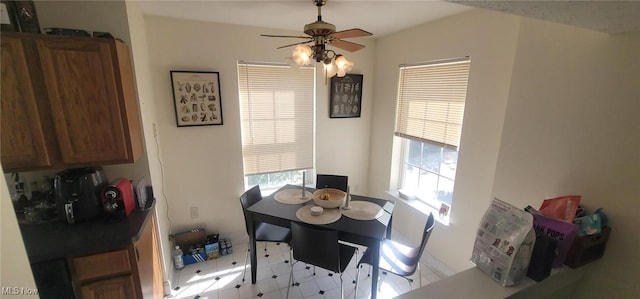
[237,62,315,192]
[394,57,470,213]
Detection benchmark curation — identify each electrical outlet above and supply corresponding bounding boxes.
[190,206,199,219]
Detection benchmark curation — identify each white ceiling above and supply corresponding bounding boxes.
[137,0,640,38]
[449,0,640,34]
[136,0,473,38]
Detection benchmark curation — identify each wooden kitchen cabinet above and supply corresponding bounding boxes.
[0,32,143,172]
[0,34,52,169]
[70,213,163,299]
[135,210,164,299]
[80,275,137,299]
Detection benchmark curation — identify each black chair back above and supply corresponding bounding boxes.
[387,213,435,276]
[239,185,293,283]
[315,174,348,192]
[415,213,436,266]
[291,222,345,273]
[240,185,262,234]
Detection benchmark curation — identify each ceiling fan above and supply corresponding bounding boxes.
[261,0,372,76]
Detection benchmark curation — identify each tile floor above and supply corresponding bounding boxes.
[169,241,442,299]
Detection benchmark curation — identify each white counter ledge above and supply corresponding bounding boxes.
[395,265,588,299]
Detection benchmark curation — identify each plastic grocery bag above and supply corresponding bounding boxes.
[471,198,536,286]
[539,195,581,223]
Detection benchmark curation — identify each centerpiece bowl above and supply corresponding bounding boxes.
[312,188,346,209]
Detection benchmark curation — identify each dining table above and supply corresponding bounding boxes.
[246,184,395,299]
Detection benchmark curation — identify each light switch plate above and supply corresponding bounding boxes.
[190,206,199,219]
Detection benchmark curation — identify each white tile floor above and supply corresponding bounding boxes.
[169,241,442,299]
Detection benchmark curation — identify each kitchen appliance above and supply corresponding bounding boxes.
[54,167,108,224]
[101,178,136,220]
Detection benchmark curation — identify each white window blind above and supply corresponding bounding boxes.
[394,58,470,149]
[238,62,315,176]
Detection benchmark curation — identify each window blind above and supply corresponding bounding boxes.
[394,58,470,149]
[238,62,315,176]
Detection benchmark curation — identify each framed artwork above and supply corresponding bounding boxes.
[329,74,363,118]
[12,0,40,33]
[0,1,19,32]
[170,71,223,127]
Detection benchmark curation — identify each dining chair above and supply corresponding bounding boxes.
[287,222,359,299]
[316,174,348,192]
[240,185,293,282]
[354,213,435,295]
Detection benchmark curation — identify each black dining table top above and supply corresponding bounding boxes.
[247,184,395,243]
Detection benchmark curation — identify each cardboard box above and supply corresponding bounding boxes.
[174,228,207,265]
[174,228,206,253]
[205,233,220,259]
[183,252,207,265]
[205,242,220,259]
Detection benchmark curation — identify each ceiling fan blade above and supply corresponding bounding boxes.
[329,39,365,52]
[277,40,313,49]
[261,34,311,39]
[331,28,373,39]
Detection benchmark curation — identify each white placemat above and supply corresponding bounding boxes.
[341,201,384,221]
[296,205,342,225]
[274,189,313,204]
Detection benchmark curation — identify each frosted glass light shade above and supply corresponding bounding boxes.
[324,61,337,78]
[334,55,353,77]
[292,45,313,66]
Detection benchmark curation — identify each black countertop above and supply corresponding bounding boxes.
[18,200,155,264]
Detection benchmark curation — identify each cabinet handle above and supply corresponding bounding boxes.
[135,247,140,262]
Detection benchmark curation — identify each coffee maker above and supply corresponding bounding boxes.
[54,167,107,224]
[101,178,136,221]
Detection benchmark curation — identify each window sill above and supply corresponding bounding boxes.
[386,190,451,226]
[260,186,279,196]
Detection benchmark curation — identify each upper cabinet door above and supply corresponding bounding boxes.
[36,38,130,164]
[0,35,52,169]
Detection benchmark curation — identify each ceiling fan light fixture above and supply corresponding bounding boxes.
[323,59,337,78]
[334,54,353,77]
[293,44,313,66]
[292,44,352,77]
[263,0,371,81]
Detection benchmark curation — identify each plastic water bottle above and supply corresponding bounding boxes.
[173,246,184,269]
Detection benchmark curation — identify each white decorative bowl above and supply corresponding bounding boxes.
[312,188,346,209]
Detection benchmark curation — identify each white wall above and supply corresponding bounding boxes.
[373,8,640,297]
[142,15,375,242]
[124,0,173,288]
[492,18,640,297]
[369,9,522,272]
[0,164,37,298]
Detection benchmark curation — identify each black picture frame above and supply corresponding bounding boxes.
[0,1,19,32]
[12,0,40,33]
[329,74,363,118]
[170,71,223,127]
